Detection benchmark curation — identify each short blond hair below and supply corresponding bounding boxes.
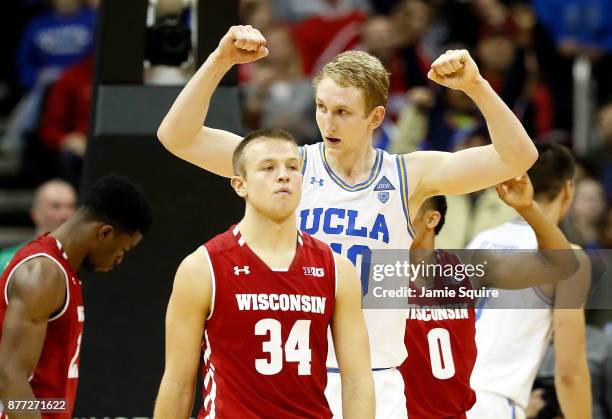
[313,50,389,114]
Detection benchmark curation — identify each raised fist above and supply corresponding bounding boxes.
[215,25,269,65]
[427,50,482,92]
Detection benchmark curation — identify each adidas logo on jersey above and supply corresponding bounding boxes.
[233,265,250,275]
[303,267,325,277]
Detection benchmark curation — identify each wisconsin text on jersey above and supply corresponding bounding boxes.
[235,294,327,314]
[407,303,471,321]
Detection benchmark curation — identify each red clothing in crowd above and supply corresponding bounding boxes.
[291,11,367,75]
[39,56,93,150]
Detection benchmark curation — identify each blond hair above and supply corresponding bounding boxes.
[313,50,389,115]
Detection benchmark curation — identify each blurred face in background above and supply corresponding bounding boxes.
[392,0,430,46]
[265,27,298,69]
[52,0,82,14]
[571,178,606,224]
[597,104,612,144]
[477,34,516,73]
[361,16,395,64]
[31,180,77,235]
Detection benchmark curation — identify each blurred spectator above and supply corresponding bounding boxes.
[38,54,93,188]
[431,128,518,249]
[584,103,612,203]
[533,0,612,130]
[239,0,275,84]
[0,179,76,271]
[391,87,481,154]
[359,15,407,122]
[291,2,369,75]
[242,26,318,144]
[390,0,431,88]
[476,33,554,138]
[564,177,607,249]
[17,0,96,91]
[272,0,372,23]
[240,0,274,32]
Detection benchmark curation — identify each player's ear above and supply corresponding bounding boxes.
[97,224,114,240]
[369,105,385,130]
[231,175,247,198]
[426,210,441,231]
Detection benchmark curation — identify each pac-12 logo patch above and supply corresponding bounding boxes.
[377,191,389,203]
[374,176,394,203]
[304,267,325,277]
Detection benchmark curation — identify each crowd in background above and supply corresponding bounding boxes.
[0,1,611,416]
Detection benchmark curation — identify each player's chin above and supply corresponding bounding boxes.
[96,264,115,273]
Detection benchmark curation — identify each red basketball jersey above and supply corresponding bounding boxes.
[198,226,336,419]
[0,235,84,419]
[399,250,477,419]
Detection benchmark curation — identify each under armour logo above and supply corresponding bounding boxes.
[233,266,250,275]
[310,177,324,186]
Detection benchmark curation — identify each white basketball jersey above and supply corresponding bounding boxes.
[467,219,553,409]
[298,143,415,368]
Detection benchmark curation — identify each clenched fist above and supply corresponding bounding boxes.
[427,50,483,92]
[215,25,269,66]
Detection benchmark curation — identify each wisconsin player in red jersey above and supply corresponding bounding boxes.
[0,175,152,419]
[400,174,584,419]
[155,128,374,419]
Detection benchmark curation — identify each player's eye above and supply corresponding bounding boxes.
[317,103,326,112]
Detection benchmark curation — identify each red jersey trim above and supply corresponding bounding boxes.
[4,253,70,322]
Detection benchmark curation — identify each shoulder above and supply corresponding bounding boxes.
[177,247,212,281]
[8,256,67,318]
[301,232,331,253]
[204,228,237,254]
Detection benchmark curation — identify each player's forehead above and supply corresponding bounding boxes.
[245,138,299,164]
[315,77,366,109]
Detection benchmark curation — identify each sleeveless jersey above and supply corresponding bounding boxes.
[0,235,84,419]
[399,250,477,418]
[199,226,336,419]
[298,142,415,368]
[467,219,553,409]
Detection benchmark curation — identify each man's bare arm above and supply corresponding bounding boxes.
[473,175,578,289]
[0,258,66,419]
[154,247,212,419]
[331,255,375,419]
[552,245,592,418]
[406,50,538,204]
[157,26,268,177]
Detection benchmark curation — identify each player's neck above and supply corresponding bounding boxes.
[324,142,376,185]
[239,209,298,252]
[534,199,562,225]
[50,216,90,270]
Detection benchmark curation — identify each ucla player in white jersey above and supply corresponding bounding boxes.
[157,26,539,418]
[466,143,592,419]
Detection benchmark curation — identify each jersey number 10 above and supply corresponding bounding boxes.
[255,319,312,376]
